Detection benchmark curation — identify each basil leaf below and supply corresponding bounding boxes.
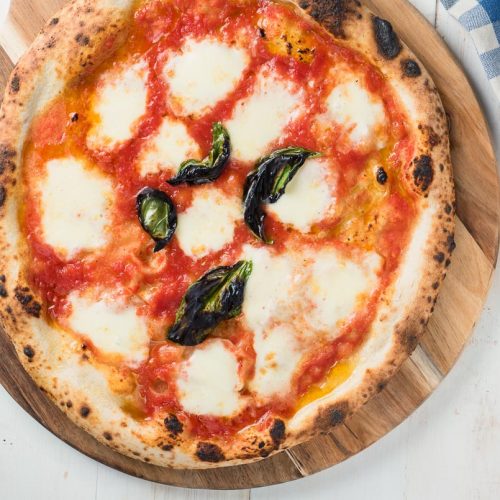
[167,122,230,186]
[243,146,321,242]
[136,188,177,252]
[167,260,253,346]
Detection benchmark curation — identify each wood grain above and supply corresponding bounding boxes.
[0,0,498,490]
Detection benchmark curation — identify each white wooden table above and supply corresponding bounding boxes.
[1,1,499,498]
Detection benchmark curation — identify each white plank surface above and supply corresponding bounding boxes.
[1,0,500,499]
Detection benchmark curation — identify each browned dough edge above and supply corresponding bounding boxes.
[0,0,454,468]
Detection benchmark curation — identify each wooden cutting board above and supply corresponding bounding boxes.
[0,0,498,490]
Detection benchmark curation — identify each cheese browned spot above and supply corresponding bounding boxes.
[38,157,114,258]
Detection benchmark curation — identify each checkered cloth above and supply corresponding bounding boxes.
[441,0,500,100]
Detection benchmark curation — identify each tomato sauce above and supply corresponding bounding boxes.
[20,0,419,439]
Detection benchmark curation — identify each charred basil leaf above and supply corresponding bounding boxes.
[136,187,177,252]
[168,260,253,346]
[167,122,230,186]
[243,146,321,242]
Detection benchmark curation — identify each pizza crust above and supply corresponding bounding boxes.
[0,0,454,468]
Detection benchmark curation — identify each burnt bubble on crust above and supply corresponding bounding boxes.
[79,405,91,418]
[308,0,362,39]
[0,275,6,298]
[0,186,5,207]
[164,413,183,435]
[376,166,388,185]
[270,419,286,447]
[402,58,422,77]
[10,75,20,94]
[412,155,434,192]
[75,33,90,46]
[103,432,113,441]
[14,287,42,318]
[23,345,35,359]
[195,442,225,463]
[372,16,401,60]
[330,407,346,426]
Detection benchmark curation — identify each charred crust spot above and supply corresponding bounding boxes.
[45,37,56,49]
[75,33,90,46]
[330,407,346,426]
[23,345,35,359]
[10,75,20,94]
[196,442,224,463]
[433,252,445,264]
[299,0,310,8]
[71,113,79,122]
[403,333,418,354]
[0,186,5,207]
[401,59,421,77]
[412,155,434,192]
[376,166,388,184]
[258,441,265,449]
[258,27,266,38]
[79,405,91,418]
[0,275,5,282]
[445,258,451,267]
[447,234,456,253]
[270,419,286,447]
[309,0,361,39]
[377,381,387,392]
[259,449,270,458]
[0,146,16,175]
[14,287,42,318]
[372,16,401,60]
[161,444,173,451]
[0,283,7,298]
[66,400,73,408]
[49,17,59,26]
[445,203,453,215]
[164,414,183,435]
[103,432,113,441]
[427,128,440,148]
[432,281,439,290]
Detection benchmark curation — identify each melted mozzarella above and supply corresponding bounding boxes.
[87,61,148,150]
[176,187,241,258]
[267,158,334,232]
[307,250,381,333]
[138,116,200,176]
[164,38,248,116]
[241,245,298,334]
[250,324,302,399]
[67,293,149,365]
[39,157,113,257]
[325,80,385,144]
[177,340,243,416]
[226,70,303,162]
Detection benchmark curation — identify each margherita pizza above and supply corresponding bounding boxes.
[0,0,455,467]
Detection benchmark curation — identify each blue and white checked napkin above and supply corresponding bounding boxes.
[441,0,500,100]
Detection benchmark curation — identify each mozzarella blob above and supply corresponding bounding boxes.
[176,187,241,258]
[267,158,334,232]
[87,61,149,150]
[163,38,249,116]
[241,245,296,334]
[250,324,302,399]
[177,340,243,416]
[226,70,303,162]
[307,250,381,333]
[39,157,113,258]
[325,80,386,145]
[67,293,150,365]
[138,116,200,176]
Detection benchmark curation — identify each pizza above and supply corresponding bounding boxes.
[0,0,454,468]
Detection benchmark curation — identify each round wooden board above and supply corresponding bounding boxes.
[0,0,498,490]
